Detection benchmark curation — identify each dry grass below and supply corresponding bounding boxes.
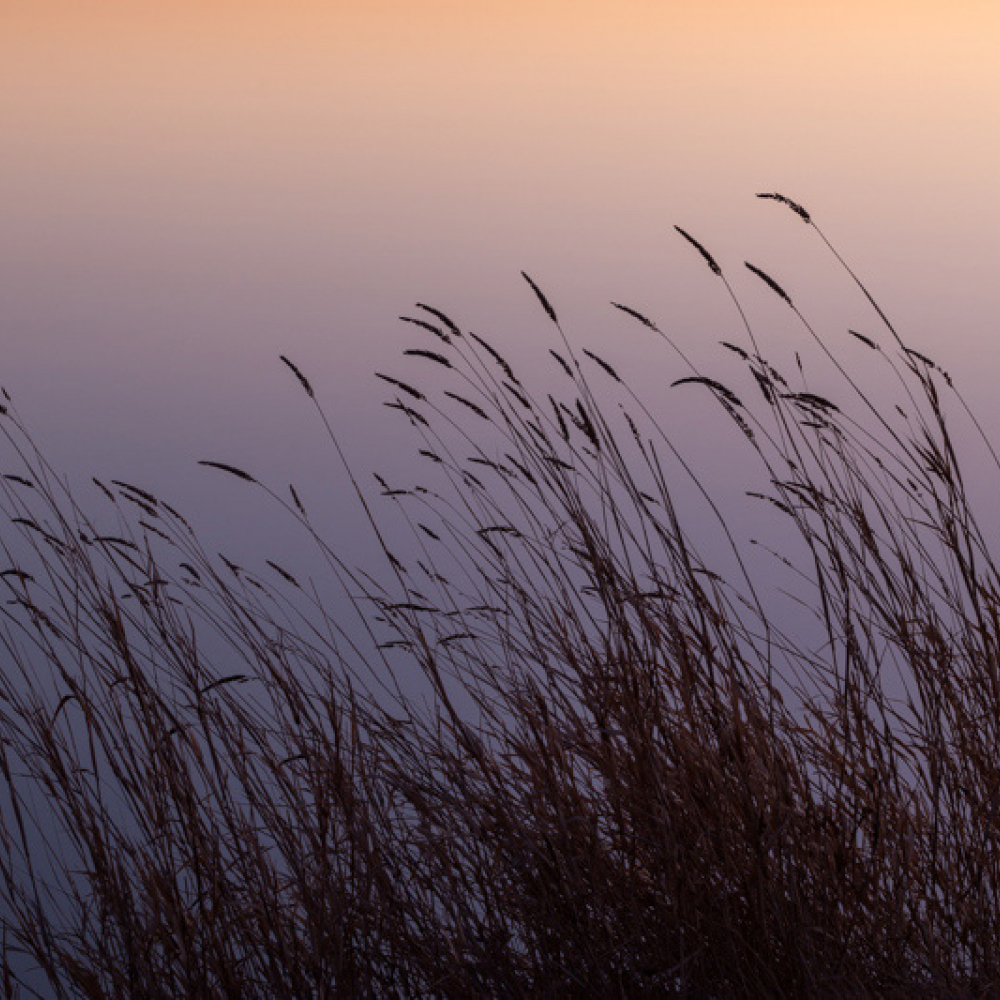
[0,198,998,996]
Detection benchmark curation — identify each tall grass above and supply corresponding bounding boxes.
[1,196,999,996]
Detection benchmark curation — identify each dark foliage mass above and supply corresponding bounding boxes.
[1,199,999,997]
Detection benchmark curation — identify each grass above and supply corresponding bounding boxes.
[0,194,998,996]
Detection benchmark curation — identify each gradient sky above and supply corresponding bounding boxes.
[2,1,1000,560]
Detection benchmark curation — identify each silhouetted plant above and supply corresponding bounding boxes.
[0,197,998,997]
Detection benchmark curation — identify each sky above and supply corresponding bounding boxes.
[2,1,1000,566]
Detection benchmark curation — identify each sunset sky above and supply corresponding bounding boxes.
[2,2,999,553]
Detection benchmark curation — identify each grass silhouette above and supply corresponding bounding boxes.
[0,196,998,996]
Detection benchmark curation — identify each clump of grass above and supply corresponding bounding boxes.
[1,198,999,996]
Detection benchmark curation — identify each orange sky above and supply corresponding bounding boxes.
[4,2,998,219]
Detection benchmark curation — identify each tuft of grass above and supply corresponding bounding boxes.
[1,198,1000,996]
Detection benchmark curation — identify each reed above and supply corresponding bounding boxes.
[0,198,998,996]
